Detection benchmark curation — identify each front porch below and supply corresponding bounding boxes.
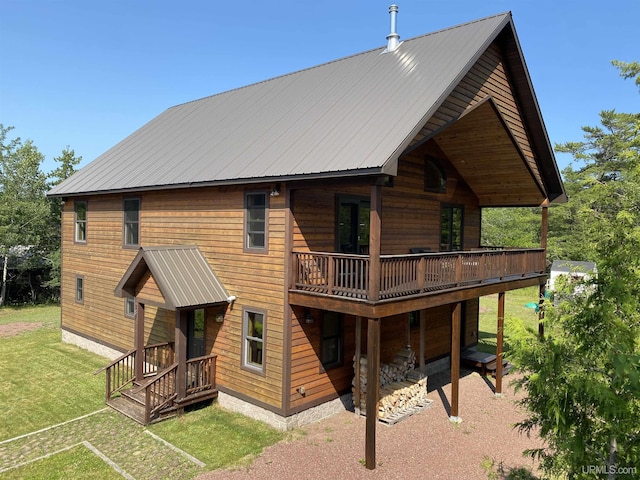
[102,342,218,424]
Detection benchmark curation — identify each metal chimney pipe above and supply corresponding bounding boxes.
[386,4,400,52]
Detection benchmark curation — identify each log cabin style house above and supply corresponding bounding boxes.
[48,10,565,468]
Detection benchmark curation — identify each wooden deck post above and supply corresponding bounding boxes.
[419,309,426,372]
[450,302,461,421]
[134,301,145,382]
[175,310,187,402]
[538,283,546,338]
[354,316,362,415]
[496,292,505,395]
[368,183,382,302]
[365,317,380,470]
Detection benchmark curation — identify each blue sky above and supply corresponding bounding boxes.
[1,0,638,174]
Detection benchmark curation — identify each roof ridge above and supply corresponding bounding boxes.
[169,11,512,110]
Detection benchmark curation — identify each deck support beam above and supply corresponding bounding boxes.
[496,292,505,395]
[365,317,380,470]
[354,316,362,415]
[368,184,382,302]
[175,310,187,402]
[134,301,145,382]
[450,302,461,421]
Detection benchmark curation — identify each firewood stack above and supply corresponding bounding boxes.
[353,347,428,418]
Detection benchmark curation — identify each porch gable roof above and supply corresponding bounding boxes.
[114,245,229,310]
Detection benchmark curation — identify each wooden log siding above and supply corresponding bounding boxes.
[292,249,545,301]
[61,185,287,410]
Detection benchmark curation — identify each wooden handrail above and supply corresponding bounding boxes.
[292,248,546,301]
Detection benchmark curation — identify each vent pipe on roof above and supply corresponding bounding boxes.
[385,4,401,53]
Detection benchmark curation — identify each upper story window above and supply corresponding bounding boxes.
[424,157,447,193]
[245,192,267,252]
[123,198,140,247]
[74,201,87,243]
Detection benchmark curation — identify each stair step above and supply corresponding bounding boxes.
[107,396,146,424]
[121,388,146,405]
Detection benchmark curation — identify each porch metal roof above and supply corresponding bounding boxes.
[115,245,229,310]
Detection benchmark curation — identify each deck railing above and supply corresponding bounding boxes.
[143,364,178,423]
[186,354,217,396]
[102,341,175,401]
[293,248,545,301]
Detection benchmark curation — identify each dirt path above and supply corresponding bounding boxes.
[199,371,542,480]
[0,322,44,338]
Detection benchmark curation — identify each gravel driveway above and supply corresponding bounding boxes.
[198,369,542,480]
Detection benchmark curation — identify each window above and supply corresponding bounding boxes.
[74,201,87,243]
[424,158,447,193]
[75,276,84,304]
[337,196,370,254]
[242,308,265,372]
[125,297,136,317]
[245,192,267,251]
[123,198,140,246]
[321,312,343,370]
[440,205,463,251]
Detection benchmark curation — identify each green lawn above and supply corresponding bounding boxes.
[0,305,106,440]
[477,286,541,354]
[2,444,123,480]
[0,305,285,478]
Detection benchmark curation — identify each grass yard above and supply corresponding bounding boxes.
[0,305,286,479]
[477,286,542,354]
[148,404,285,469]
[2,444,123,480]
[0,305,106,441]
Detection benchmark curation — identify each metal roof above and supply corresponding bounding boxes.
[49,12,561,200]
[114,245,229,309]
[550,260,597,273]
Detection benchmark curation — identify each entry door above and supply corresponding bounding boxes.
[186,309,205,359]
[338,197,370,254]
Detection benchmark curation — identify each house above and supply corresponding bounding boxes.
[48,9,565,469]
[548,260,597,291]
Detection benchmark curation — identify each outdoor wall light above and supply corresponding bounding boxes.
[304,309,314,324]
[215,312,224,323]
[270,183,281,197]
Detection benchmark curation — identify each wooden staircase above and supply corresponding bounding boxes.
[99,343,218,425]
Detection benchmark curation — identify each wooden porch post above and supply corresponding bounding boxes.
[419,309,426,372]
[539,201,549,338]
[134,301,145,382]
[365,317,380,470]
[450,302,461,421]
[368,183,382,302]
[495,292,505,395]
[354,316,362,415]
[175,309,187,401]
[538,283,546,338]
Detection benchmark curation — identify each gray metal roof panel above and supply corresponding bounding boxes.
[49,13,513,197]
[115,245,229,309]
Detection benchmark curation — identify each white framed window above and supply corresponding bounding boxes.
[74,200,87,243]
[242,307,265,373]
[244,192,267,252]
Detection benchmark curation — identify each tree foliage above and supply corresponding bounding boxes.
[508,61,640,478]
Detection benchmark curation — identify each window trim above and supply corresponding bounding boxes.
[123,197,141,248]
[241,306,267,375]
[320,311,343,371]
[75,275,84,304]
[244,191,269,253]
[74,200,87,244]
[125,296,136,318]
